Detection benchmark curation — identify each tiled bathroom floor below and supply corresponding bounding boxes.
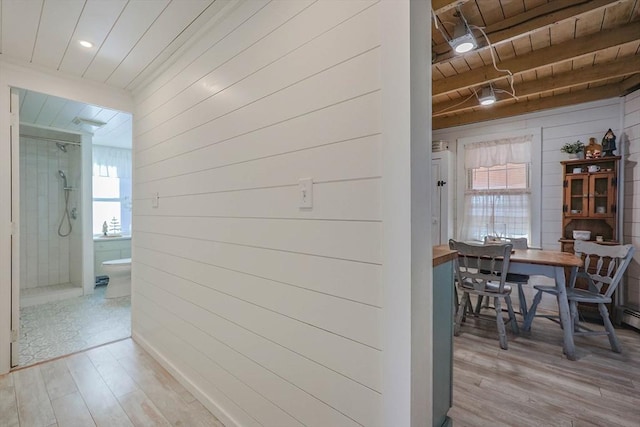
[19,286,130,366]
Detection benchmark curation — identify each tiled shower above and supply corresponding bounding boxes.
[19,125,83,306]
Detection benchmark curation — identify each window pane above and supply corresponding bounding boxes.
[488,167,507,189]
[93,202,122,234]
[465,162,530,242]
[470,163,528,190]
[92,176,120,198]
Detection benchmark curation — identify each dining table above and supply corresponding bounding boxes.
[440,245,584,360]
[508,248,583,360]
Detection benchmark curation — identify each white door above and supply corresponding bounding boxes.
[431,158,443,245]
[431,151,452,246]
[10,88,20,367]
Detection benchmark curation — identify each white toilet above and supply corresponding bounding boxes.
[102,258,132,298]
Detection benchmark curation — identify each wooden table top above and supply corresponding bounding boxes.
[433,246,457,267]
[434,245,583,268]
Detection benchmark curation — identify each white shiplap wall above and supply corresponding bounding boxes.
[433,98,622,250]
[623,89,640,309]
[131,1,382,426]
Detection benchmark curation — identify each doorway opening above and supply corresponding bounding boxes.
[11,87,133,368]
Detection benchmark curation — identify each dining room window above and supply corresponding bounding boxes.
[459,135,534,243]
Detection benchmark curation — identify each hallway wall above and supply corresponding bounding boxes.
[131,1,383,426]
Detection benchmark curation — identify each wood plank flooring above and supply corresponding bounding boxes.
[450,303,640,427]
[2,313,638,426]
[0,339,224,427]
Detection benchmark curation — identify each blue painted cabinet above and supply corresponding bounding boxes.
[433,258,453,426]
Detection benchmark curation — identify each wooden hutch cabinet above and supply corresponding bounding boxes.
[560,156,620,319]
[560,156,620,251]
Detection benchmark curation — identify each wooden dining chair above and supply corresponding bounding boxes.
[525,240,635,353]
[481,236,530,317]
[449,239,519,350]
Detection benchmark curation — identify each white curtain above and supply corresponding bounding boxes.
[460,136,532,242]
[92,145,131,178]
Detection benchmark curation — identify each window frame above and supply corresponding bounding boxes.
[456,128,542,247]
[91,175,132,236]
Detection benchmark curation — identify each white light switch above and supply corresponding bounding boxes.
[152,192,159,208]
[298,178,313,209]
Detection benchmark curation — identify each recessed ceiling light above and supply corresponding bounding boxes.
[79,40,93,48]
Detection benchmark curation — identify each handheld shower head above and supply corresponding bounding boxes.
[58,170,68,189]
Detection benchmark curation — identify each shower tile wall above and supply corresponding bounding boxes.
[19,137,81,290]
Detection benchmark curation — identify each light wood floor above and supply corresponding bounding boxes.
[2,317,638,426]
[0,338,224,427]
[449,305,640,427]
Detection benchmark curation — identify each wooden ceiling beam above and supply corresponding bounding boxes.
[432,55,640,116]
[433,0,622,62]
[620,73,640,94]
[432,0,471,15]
[433,85,622,130]
[433,22,640,96]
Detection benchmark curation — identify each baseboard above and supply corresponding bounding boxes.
[131,331,240,427]
[621,308,640,331]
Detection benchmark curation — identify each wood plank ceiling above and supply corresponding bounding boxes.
[0,0,222,91]
[432,0,640,129]
[1,1,637,133]
[0,0,227,148]
[17,88,132,148]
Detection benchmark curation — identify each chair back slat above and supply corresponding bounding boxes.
[450,239,513,294]
[573,240,635,298]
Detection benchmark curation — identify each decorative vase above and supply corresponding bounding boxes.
[568,153,579,159]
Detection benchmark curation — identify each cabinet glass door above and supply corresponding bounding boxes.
[590,173,614,217]
[566,175,588,217]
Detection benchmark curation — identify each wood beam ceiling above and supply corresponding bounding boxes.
[433,55,640,116]
[431,0,640,129]
[433,22,640,96]
[432,0,472,15]
[433,84,623,130]
[432,0,622,63]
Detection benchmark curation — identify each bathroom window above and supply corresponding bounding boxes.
[92,146,132,235]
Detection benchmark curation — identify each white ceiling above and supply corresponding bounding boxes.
[17,88,133,148]
[1,0,226,148]
[0,0,221,90]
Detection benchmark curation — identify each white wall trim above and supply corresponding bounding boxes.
[0,59,133,112]
[381,1,433,425]
[132,331,239,427]
[409,1,433,426]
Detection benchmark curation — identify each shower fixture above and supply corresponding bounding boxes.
[58,170,69,189]
[57,170,73,237]
[56,142,67,152]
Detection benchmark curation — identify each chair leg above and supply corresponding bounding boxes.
[523,290,543,332]
[599,303,622,353]
[505,295,519,334]
[454,292,468,336]
[474,295,483,314]
[517,283,528,317]
[453,285,460,315]
[466,296,475,316]
[570,300,580,333]
[494,297,508,350]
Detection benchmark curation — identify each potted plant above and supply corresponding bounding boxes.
[560,140,584,159]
